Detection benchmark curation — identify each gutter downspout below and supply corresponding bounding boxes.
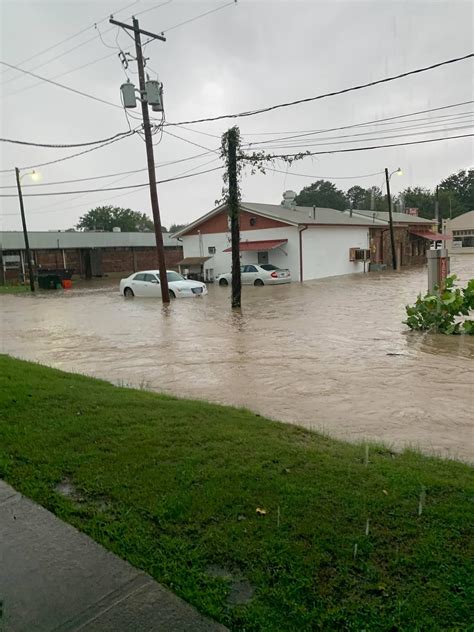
[299,225,308,282]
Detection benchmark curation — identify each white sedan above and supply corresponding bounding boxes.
[120,270,208,298]
[216,264,291,286]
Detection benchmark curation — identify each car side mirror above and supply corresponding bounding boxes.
[151,279,159,284]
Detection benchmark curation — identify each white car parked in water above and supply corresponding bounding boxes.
[216,264,292,287]
[120,270,208,299]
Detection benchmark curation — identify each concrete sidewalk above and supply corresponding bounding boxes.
[0,481,227,632]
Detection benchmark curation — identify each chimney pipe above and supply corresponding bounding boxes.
[312,205,316,220]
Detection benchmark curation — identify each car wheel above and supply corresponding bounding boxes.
[124,287,134,297]
[254,279,264,286]
[169,290,176,299]
[219,278,229,286]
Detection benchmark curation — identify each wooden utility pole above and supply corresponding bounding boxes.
[15,167,35,292]
[435,185,440,232]
[384,167,397,271]
[226,127,241,308]
[110,16,170,303]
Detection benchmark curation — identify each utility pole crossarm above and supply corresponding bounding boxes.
[109,18,166,41]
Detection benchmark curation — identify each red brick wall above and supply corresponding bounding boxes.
[183,209,289,235]
[3,246,183,283]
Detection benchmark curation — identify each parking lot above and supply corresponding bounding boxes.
[2,256,473,460]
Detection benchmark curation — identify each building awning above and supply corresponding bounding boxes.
[177,256,211,266]
[409,230,450,241]
[223,239,288,253]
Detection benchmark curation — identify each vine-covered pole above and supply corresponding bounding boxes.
[224,127,242,308]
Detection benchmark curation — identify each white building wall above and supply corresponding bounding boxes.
[301,226,369,280]
[443,211,474,255]
[181,224,370,282]
[181,226,300,280]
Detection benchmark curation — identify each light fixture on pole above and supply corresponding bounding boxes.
[15,168,40,292]
[384,167,403,270]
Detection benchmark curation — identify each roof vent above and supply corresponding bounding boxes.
[281,190,297,208]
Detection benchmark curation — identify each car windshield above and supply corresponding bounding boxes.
[260,264,280,271]
[165,271,185,282]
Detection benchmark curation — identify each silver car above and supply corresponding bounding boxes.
[216,264,291,287]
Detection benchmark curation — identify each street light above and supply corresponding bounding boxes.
[384,167,403,270]
[15,168,40,292]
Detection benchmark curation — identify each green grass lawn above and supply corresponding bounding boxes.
[0,284,30,294]
[0,355,472,631]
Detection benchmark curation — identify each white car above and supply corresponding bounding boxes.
[120,270,208,299]
[216,264,292,286]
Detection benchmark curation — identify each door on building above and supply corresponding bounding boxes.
[81,249,103,278]
[90,249,103,276]
[257,251,269,265]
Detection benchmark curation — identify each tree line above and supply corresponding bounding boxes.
[74,168,472,232]
[294,168,473,219]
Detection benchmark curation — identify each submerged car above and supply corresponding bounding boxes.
[216,264,291,286]
[120,270,208,298]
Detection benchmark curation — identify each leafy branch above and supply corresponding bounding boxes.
[404,275,474,335]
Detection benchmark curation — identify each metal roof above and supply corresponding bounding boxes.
[172,202,387,237]
[348,210,434,224]
[0,231,181,250]
[241,203,387,226]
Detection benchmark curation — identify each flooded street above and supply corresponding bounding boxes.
[1,256,473,461]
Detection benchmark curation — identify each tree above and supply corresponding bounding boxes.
[400,187,435,219]
[295,180,348,210]
[439,169,473,216]
[76,206,154,232]
[168,223,188,234]
[346,185,366,209]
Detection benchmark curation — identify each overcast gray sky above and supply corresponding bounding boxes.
[1,0,473,231]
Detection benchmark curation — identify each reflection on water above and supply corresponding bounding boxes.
[2,256,473,461]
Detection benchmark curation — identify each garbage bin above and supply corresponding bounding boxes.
[38,273,62,290]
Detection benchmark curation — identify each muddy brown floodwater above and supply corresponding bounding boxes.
[1,256,473,461]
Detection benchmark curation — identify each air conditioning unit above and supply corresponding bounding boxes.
[349,248,371,262]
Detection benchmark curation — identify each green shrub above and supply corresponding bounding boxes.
[404,275,474,335]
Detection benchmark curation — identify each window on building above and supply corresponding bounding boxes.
[208,246,216,254]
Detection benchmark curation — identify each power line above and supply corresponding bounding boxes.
[161,129,217,153]
[0,130,134,149]
[240,101,474,136]
[240,132,474,161]
[162,1,236,34]
[6,52,118,98]
[3,156,220,217]
[0,128,138,173]
[263,167,385,180]
[0,149,217,189]
[165,53,474,127]
[0,60,121,110]
[244,123,474,152]
[0,0,141,83]
[134,0,173,18]
[0,164,222,199]
[243,109,474,147]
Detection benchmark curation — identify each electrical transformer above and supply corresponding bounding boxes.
[145,80,164,112]
[120,81,137,108]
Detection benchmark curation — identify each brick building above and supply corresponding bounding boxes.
[347,210,446,269]
[0,231,182,283]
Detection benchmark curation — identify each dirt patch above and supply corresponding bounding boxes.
[206,565,255,606]
[55,478,84,502]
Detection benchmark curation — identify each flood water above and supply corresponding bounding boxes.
[1,256,473,461]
